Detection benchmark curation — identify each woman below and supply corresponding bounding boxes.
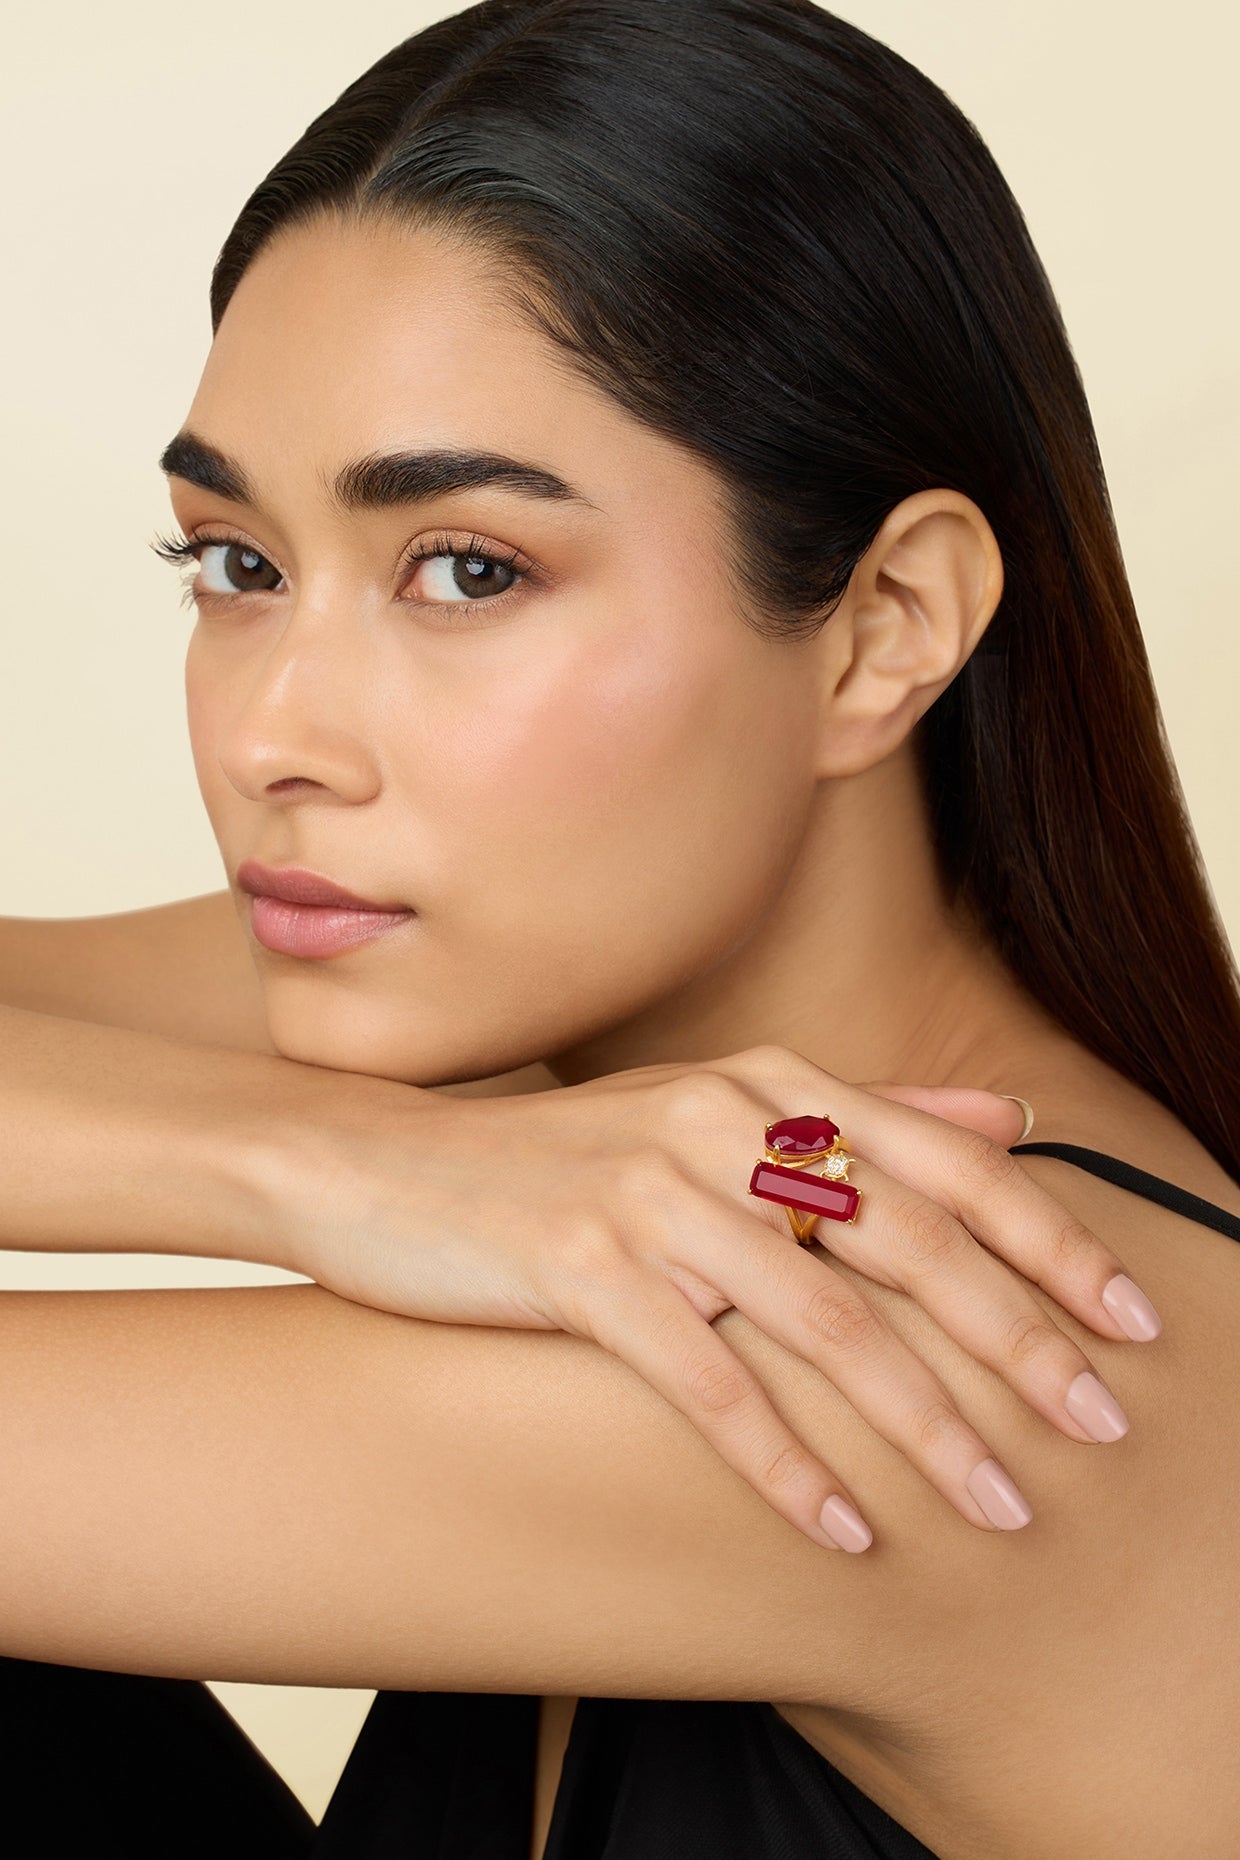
[1,1,1237,1855]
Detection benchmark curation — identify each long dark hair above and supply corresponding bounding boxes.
[208,0,1240,1181]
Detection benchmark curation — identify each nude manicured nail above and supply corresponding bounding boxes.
[819,1495,873,1552]
[1101,1272,1162,1341]
[1001,1095,1035,1141]
[1065,1370,1129,1442]
[966,1458,1033,1530]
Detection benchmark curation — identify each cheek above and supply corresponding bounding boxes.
[419,623,813,963]
[184,651,223,807]
[183,641,248,840]
[429,626,743,832]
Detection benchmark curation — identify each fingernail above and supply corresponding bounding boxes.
[1101,1272,1162,1341]
[819,1495,873,1552]
[1065,1370,1130,1442]
[966,1457,1033,1530]
[1001,1095,1035,1141]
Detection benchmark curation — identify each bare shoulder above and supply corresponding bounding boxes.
[761,1135,1240,1852]
[0,890,273,1050]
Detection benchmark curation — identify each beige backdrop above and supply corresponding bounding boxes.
[1,0,1236,1822]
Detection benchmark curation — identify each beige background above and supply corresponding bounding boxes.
[1,0,1235,1822]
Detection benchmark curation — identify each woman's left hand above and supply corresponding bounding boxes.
[269,1043,1160,1547]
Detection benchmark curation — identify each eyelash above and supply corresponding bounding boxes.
[147,526,532,619]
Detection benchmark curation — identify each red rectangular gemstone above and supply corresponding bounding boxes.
[748,1160,859,1223]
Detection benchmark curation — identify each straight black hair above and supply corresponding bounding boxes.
[208,0,1240,1180]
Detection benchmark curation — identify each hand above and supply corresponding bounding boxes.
[280,1045,1162,1550]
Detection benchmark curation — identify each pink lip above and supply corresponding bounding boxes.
[236,861,410,911]
[236,861,415,960]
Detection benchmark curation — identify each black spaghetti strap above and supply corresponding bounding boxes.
[1011,1142,1240,1243]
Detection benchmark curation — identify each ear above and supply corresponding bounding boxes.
[811,489,1004,779]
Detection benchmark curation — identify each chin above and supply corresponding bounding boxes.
[258,982,555,1090]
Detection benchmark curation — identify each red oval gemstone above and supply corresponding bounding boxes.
[765,1114,839,1155]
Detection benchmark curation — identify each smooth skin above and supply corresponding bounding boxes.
[3,212,1238,1858]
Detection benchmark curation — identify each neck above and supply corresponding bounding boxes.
[546,742,1065,1094]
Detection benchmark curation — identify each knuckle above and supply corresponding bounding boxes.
[759,1440,812,1495]
[734,1042,810,1095]
[1046,1216,1095,1272]
[912,1396,963,1454]
[803,1283,881,1353]
[554,1217,624,1288]
[954,1125,1018,1193]
[1003,1310,1061,1368]
[682,1353,754,1417]
[662,1070,742,1132]
[738,1042,793,1072]
[897,1201,967,1269]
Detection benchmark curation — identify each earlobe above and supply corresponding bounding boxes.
[812,490,1004,779]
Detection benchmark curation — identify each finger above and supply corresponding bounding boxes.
[568,1260,877,1553]
[705,1048,1031,1150]
[775,1070,1162,1345]
[807,1159,1133,1447]
[669,1181,1034,1533]
[859,1082,1033,1148]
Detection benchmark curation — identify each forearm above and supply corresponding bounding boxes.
[0,1001,408,1267]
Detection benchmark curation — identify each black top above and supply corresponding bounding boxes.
[7,1144,1235,1855]
[303,1141,1240,1858]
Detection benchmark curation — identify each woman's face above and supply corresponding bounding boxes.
[171,215,824,1085]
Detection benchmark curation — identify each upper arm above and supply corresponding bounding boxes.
[0,891,273,1051]
[0,1202,1166,1706]
[2,1281,852,1695]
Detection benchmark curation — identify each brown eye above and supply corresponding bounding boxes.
[406,548,522,605]
[197,541,283,597]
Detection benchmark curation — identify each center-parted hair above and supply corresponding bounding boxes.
[209,0,1240,1179]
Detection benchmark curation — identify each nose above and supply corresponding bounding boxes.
[208,599,384,808]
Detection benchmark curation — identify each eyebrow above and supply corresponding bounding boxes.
[157,429,599,515]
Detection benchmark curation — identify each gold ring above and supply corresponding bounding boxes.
[747,1113,862,1243]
